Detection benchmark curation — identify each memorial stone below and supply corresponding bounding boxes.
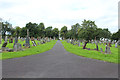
[100,48,103,53]
[115,43,117,48]
[25,29,30,48]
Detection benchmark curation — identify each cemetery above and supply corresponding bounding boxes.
[62,40,119,63]
[1,37,57,59]
[0,19,119,64]
[1,0,120,78]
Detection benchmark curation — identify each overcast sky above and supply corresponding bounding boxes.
[0,0,119,33]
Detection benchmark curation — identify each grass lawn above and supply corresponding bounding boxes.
[0,40,57,60]
[61,40,119,63]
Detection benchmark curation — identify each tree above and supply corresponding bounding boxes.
[2,21,11,40]
[45,26,53,38]
[25,22,38,37]
[102,28,111,40]
[15,26,21,38]
[37,23,45,38]
[79,19,97,49]
[20,27,27,38]
[71,23,80,40]
[60,26,67,39]
[66,30,72,39]
[52,28,59,39]
[111,29,120,41]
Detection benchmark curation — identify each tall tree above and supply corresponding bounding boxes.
[71,23,80,40]
[111,29,120,41]
[25,22,38,37]
[37,23,45,38]
[52,28,59,39]
[45,26,53,38]
[79,19,97,49]
[60,26,67,39]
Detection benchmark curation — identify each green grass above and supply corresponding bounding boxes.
[61,40,119,63]
[1,40,57,60]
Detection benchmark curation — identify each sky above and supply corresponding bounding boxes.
[0,0,119,33]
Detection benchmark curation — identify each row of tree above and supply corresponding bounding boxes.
[1,19,120,41]
[60,20,120,41]
[1,22,59,40]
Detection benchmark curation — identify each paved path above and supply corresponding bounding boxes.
[2,40,118,78]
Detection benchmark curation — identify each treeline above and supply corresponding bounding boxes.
[1,19,120,41]
[2,22,59,40]
[60,19,120,41]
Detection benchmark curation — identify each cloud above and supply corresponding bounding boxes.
[0,0,119,33]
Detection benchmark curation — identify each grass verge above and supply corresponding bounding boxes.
[61,40,119,63]
[1,40,57,60]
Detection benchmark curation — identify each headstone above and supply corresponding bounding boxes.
[5,36,8,42]
[99,42,101,45]
[115,43,117,48]
[78,42,80,47]
[37,42,40,45]
[22,38,25,41]
[105,44,107,54]
[107,46,111,54]
[88,48,90,50]
[32,41,37,46]
[25,29,30,48]
[100,48,103,53]
[0,35,1,44]
[14,37,18,44]
[13,43,22,51]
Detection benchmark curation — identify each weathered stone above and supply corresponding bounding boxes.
[2,47,9,51]
[37,42,40,45]
[13,43,22,51]
[100,48,103,53]
[7,49,14,52]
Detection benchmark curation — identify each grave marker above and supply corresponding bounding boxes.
[25,29,30,48]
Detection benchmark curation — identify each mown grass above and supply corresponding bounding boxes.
[0,40,57,60]
[61,40,119,63]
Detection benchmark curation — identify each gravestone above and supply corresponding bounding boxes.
[32,41,37,46]
[107,46,111,54]
[99,41,101,45]
[5,36,8,42]
[115,43,117,48]
[37,42,40,45]
[13,43,22,51]
[95,40,99,51]
[78,42,80,47]
[105,44,107,54]
[0,35,1,44]
[100,48,103,53]
[22,38,25,41]
[14,37,18,44]
[25,29,30,48]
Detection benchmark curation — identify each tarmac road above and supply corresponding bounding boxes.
[2,40,118,78]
